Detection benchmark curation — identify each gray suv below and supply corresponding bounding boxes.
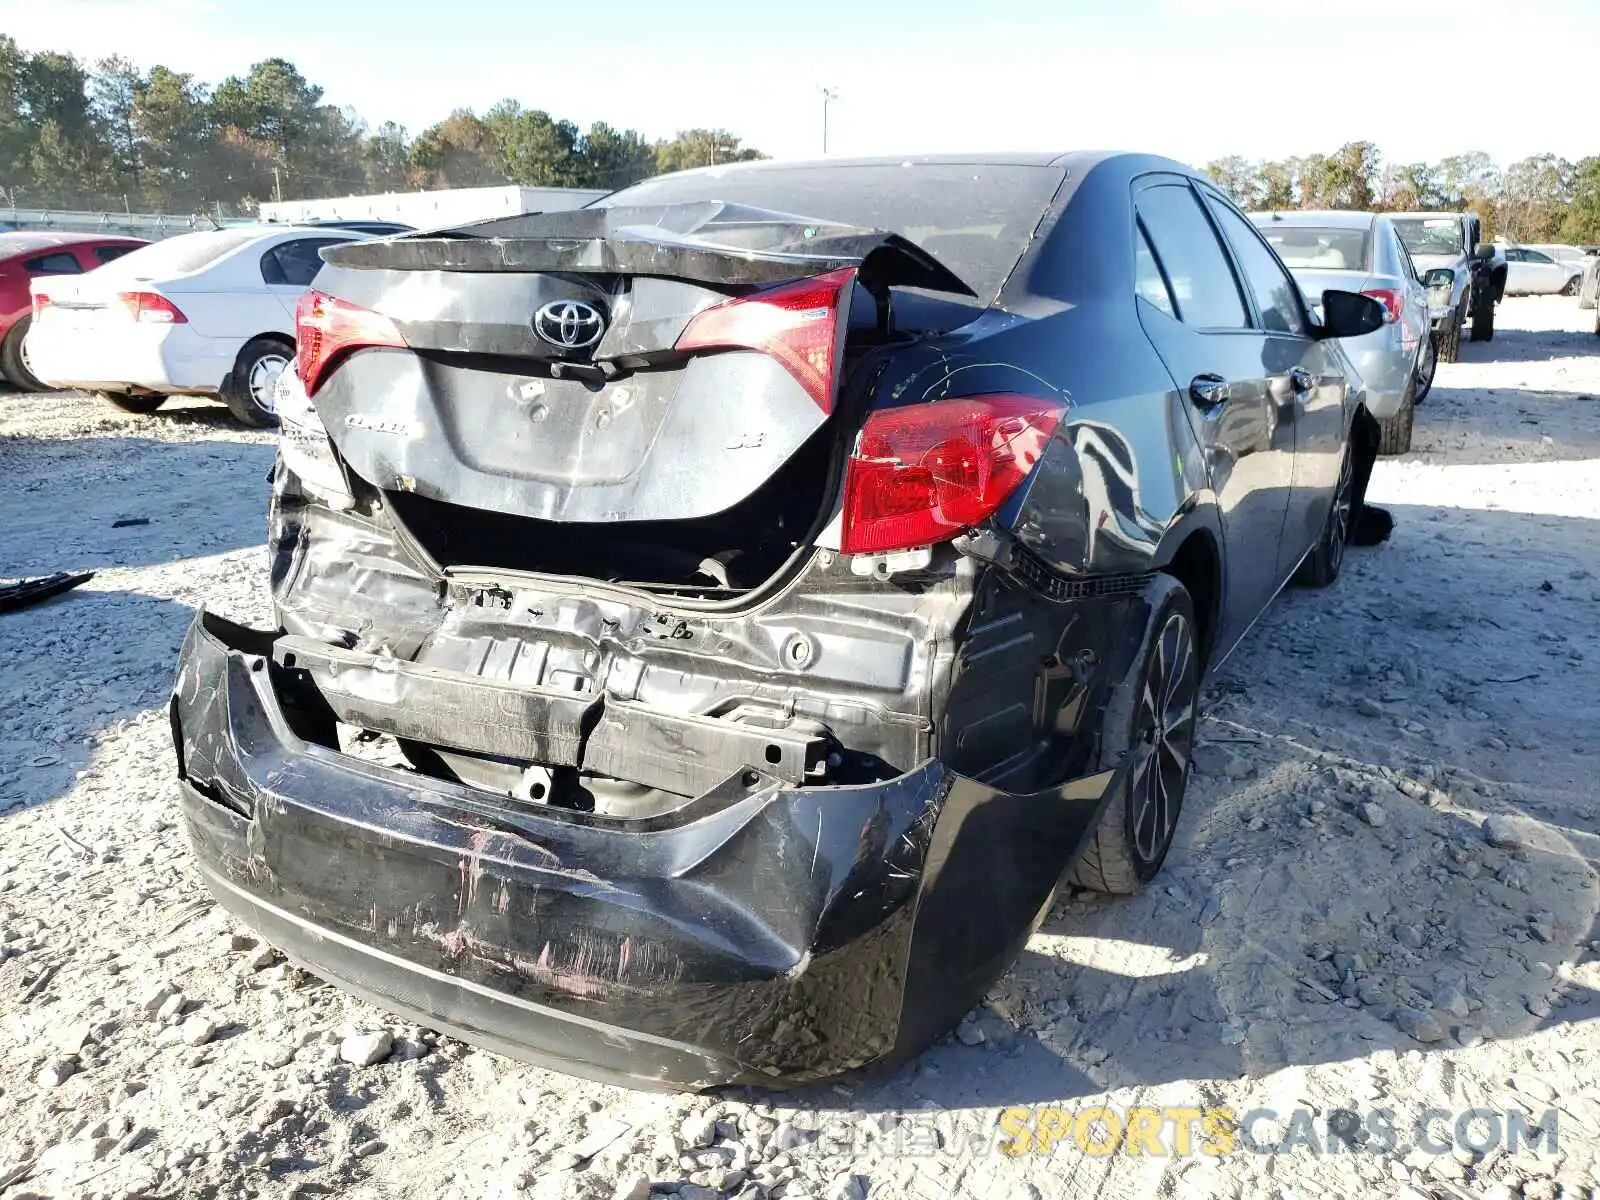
[1391,211,1507,357]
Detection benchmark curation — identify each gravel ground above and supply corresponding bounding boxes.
[2,296,1598,1200]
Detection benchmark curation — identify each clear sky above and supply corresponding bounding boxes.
[5,0,1598,169]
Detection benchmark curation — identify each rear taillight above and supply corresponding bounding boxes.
[117,291,187,324]
[31,294,51,318]
[674,267,855,412]
[295,290,406,396]
[1361,288,1403,324]
[840,395,1064,556]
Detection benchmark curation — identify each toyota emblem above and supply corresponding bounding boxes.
[534,300,605,350]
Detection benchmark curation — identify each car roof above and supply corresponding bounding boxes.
[1388,211,1465,220]
[1248,210,1377,229]
[644,149,1171,183]
[166,225,373,246]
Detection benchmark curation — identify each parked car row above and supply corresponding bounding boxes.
[168,150,1399,1089]
[24,224,376,425]
[1251,209,1434,455]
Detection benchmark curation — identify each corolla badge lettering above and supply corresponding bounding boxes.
[345,414,419,436]
[534,300,605,349]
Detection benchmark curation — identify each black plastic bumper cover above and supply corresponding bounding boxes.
[171,610,1119,1089]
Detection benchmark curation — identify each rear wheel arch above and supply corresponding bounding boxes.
[222,334,294,428]
[1154,513,1222,669]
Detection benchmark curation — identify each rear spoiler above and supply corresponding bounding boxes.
[320,200,978,298]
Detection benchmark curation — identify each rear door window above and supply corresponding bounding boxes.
[1135,184,1248,329]
[1205,194,1308,336]
[23,252,82,275]
[95,245,137,265]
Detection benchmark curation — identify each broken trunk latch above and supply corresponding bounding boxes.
[644,614,693,640]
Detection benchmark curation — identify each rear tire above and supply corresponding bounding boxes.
[1294,433,1355,588]
[1376,378,1416,457]
[1435,305,1463,363]
[1469,290,1495,342]
[100,391,167,414]
[0,317,45,391]
[222,336,290,428]
[1069,575,1200,895]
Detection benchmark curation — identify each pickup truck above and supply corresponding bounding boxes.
[1391,211,1507,358]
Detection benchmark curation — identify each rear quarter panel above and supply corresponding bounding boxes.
[988,156,1215,580]
[164,249,290,342]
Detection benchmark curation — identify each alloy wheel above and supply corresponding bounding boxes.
[249,353,289,413]
[1327,446,1354,574]
[1130,610,1198,864]
[1415,337,1436,398]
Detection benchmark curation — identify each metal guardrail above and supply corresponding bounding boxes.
[0,208,257,239]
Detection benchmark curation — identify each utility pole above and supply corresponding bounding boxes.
[821,87,838,155]
[272,166,283,204]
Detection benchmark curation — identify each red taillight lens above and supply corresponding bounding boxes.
[295,289,406,395]
[840,394,1064,556]
[1361,287,1403,324]
[117,291,187,324]
[31,293,52,318]
[674,267,855,412]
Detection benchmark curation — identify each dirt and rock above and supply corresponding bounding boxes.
[2,296,1598,1200]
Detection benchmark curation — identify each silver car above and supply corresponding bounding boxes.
[1252,210,1432,455]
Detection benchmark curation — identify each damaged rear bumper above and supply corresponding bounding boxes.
[171,610,1120,1089]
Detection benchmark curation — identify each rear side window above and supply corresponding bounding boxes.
[1136,184,1247,330]
[260,237,348,287]
[1134,223,1177,317]
[23,252,81,275]
[1207,197,1307,336]
[95,245,137,265]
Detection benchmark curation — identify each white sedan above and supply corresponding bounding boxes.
[26,225,373,426]
[1497,243,1585,296]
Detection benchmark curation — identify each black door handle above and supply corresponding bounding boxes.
[1189,374,1229,409]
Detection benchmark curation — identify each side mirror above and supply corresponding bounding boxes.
[1316,289,1386,339]
[1423,268,1455,290]
[1473,243,1497,261]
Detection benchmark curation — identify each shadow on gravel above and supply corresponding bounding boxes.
[0,433,274,575]
[0,584,195,819]
[1454,322,1600,367]
[1416,386,1600,463]
[804,776,1600,1117]
[136,402,256,433]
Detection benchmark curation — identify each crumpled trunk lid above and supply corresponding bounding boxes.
[310,202,971,529]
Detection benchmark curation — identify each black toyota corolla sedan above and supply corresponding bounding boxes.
[170,152,1385,1089]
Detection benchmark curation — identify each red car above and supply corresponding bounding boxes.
[0,232,148,390]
